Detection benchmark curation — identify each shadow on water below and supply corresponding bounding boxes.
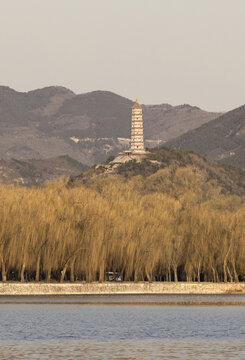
[0,293,244,305]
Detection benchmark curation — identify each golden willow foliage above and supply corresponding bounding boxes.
[0,165,244,283]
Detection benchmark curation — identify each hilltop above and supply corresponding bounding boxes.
[68,146,245,197]
[0,86,219,165]
[166,104,245,169]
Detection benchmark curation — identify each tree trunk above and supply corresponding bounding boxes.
[212,266,216,282]
[1,262,7,282]
[168,266,171,282]
[134,269,138,282]
[21,263,25,283]
[87,258,93,283]
[197,263,201,282]
[99,261,105,283]
[36,254,41,282]
[70,258,75,282]
[173,266,178,282]
[87,271,92,283]
[60,264,68,283]
[227,265,233,282]
[223,262,227,283]
[46,267,51,282]
[145,268,152,282]
[232,260,239,282]
[215,268,220,282]
[223,243,232,283]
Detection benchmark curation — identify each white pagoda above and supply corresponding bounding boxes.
[108,99,147,166]
[130,99,145,153]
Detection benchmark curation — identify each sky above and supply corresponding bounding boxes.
[1,0,245,112]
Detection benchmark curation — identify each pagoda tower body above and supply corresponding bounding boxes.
[130,99,145,153]
[106,99,147,169]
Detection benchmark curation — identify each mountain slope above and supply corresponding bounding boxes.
[0,86,220,165]
[166,104,245,169]
[0,156,88,186]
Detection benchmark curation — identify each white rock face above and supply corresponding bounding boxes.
[70,136,80,143]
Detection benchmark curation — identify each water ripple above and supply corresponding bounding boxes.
[0,303,244,359]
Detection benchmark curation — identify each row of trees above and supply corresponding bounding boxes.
[0,166,244,282]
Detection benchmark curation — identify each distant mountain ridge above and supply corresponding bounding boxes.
[0,86,220,165]
[166,104,245,169]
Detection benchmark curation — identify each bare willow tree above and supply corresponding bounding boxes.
[0,165,244,283]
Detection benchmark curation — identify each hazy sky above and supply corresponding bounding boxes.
[1,0,245,111]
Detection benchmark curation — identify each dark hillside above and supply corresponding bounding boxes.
[166,104,245,169]
[0,156,88,186]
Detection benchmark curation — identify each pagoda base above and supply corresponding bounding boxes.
[111,150,148,164]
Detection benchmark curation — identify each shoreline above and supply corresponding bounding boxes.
[0,301,244,306]
[0,282,245,296]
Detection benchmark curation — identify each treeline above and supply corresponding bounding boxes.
[0,165,244,282]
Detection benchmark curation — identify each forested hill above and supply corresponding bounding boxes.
[68,146,245,197]
[166,104,245,169]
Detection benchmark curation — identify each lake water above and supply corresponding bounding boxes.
[0,295,244,359]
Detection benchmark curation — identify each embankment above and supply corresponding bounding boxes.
[0,282,244,296]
